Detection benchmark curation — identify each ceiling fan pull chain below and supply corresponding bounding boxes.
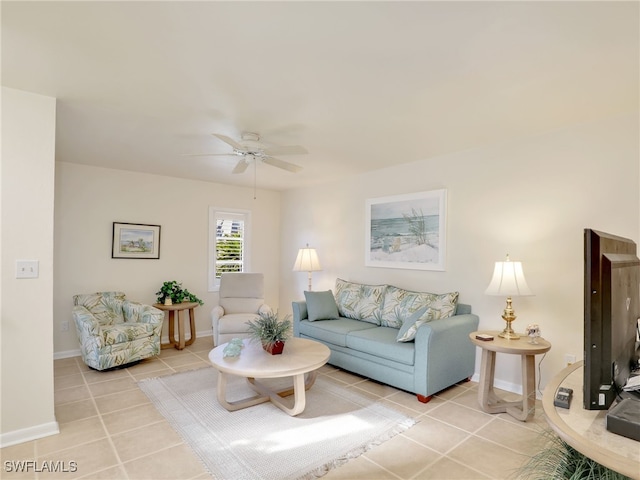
[253,159,257,200]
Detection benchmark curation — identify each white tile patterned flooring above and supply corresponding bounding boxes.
[1,336,549,479]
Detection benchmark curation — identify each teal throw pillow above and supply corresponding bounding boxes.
[396,306,431,342]
[304,290,339,322]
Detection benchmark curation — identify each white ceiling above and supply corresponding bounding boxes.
[3,1,638,191]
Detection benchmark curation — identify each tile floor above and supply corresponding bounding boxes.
[1,336,549,480]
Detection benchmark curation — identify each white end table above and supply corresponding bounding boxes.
[209,337,330,416]
[470,331,551,421]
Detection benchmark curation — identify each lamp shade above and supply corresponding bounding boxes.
[292,245,322,272]
[485,256,533,297]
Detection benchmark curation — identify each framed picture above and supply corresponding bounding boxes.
[365,189,447,271]
[112,222,161,259]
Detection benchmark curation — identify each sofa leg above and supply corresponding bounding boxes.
[417,394,433,403]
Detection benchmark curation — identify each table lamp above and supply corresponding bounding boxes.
[485,254,533,339]
[292,244,322,291]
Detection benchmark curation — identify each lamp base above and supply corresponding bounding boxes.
[499,298,520,340]
[498,328,520,340]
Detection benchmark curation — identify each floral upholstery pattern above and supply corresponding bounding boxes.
[334,279,459,330]
[334,278,386,325]
[73,291,164,370]
[380,287,459,328]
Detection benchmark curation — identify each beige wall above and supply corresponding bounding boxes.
[280,112,640,394]
[2,85,638,447]
[54,163,281,354]
[1,88,58,445]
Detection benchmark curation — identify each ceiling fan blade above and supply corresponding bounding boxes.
[262,156,303,173]
[263,145,308,156]
[212,133,246,151]
[180,153,235,157]
[232,159,249,174]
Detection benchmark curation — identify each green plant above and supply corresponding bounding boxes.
[156,281,204,305]
[514,428,630,480]
[246,311,292,347]
[402,207,427,245]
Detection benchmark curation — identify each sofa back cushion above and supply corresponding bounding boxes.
[73,291,126,326]
[219,273,265,314]
[380,286,459,328]
[335,279,386,325]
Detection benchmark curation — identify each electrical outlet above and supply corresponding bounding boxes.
[61,321,69,332]
[564,354,576,366]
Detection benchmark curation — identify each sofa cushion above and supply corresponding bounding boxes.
[73,292,126,326]
[101,322,155,345]
[304,290,339,321]
[395,305,430,342]
[220,298,264,314]
[217,313,259,334]
[346,327,415,366]
[396,306,435,342]
[334,278,386,325]
[298,318,378,347]
[381,286,459,327]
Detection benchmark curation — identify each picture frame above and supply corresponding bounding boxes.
[365,189,447,271]
[112,222,161,259]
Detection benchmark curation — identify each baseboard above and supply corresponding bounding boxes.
[470,373,542,399]
[162,329,213,343]
[53,331,213,360]
[471,372,522,393]
[0,421,60,448]
[54,349,81,360]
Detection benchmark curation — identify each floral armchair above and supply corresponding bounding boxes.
[72,291,164,370]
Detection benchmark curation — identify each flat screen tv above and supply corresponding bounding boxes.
[584,228,640,410]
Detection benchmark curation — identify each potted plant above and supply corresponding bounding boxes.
[246,311,292,355]
[156,281,204,306]
[515,429,627,480]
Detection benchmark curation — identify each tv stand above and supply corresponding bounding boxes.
[543,361,640,479]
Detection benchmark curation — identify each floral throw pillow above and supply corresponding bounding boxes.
[396,306,431,342]
[334,278,385,325]
[381,286,459,327]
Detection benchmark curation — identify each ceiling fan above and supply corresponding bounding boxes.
[183,132,307,174]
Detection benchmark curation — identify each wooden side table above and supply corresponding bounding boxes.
[470,331,551,421]
[154,302,199,350]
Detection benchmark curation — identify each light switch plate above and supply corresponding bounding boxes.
[16,260,39,279]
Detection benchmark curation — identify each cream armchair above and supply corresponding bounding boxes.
[72,291,164,370]
[211,273,272,346]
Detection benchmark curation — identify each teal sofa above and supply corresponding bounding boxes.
[292,279,479,402]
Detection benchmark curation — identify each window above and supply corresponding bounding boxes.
[209,208,250,291]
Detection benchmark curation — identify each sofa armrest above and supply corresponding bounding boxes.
[72,306,105,349]
[413,312,480,396]
[258,304,273,316]
[211,305,224,322]
[123,301,164,328]
[292,301,308,336]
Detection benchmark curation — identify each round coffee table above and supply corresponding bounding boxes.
[209,337,330,416]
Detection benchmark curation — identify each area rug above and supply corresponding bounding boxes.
[138,367,415,480]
